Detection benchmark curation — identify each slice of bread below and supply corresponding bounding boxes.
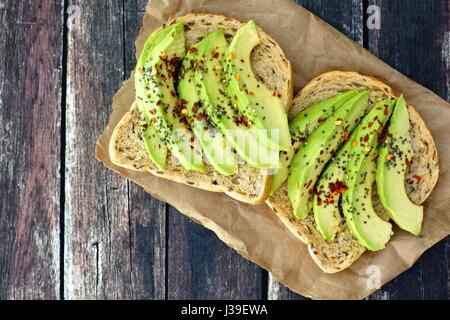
[266,71,439,273]
[109,13,293,205]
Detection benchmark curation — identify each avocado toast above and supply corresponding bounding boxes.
[267,71,439,273]
[110,14,293,205]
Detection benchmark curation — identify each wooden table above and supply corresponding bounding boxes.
[0,0,448,300]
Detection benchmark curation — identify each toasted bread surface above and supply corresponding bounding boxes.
[267,71,439,273]
[110,13,292,204]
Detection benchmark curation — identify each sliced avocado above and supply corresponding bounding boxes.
[194,29,279,169]
[224,20,291,152]
[287,91,369,219]
[376,96,423,235]
[178,40,238,176]
[134,25,174,170]
[341,150,393,251]
[140,121,168,170]
[340,100,395,249]
[136,23,205,172]
[270,90,358,195]
[314,99,396,241]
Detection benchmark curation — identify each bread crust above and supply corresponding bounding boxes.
[267,70,439,273]
[110,13,293,205]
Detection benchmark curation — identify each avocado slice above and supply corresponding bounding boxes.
[136,22,205,172]
[134,25,174,170]
[270,90,358,195]
[178,38,238,176]
[314,99,396,241]
[341,150,393,251]
[194,29,279,169]
[376,96,423,235]
[340,100,396,249]
[224,20,291,152]
[287,91,369,219]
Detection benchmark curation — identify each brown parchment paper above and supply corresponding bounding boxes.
[96,0,450,300]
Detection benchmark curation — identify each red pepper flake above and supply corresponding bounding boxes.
[318,117,325,123]
[384,104,389,115]
[156,100,162,106]
[249,91,254,96]
[328,180,348,195]
[170,90,177,97]
[413,175,422,182]
[405,158,411,166]
[151,118,157,123]
[149,109,156,115]
[236,115,251,127]
[188,47,198,53]
[343,131,349,141]
[376,107,382,110]
[190,136,195,143]
[212,51,219,58]
[316,197,323,206]
[352,140,357,147]
[234,73,241,80]
[368,121,374,128]
[233,95,238,101]
[363,134,369,143]
[320,149,324,155]
[272,91,282,98]
[239,83,243,91]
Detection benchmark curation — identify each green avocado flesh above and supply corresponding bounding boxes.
[224,20,291,153]
[178,33,238,176]
[376,96,423,235]
[136,23,205,172]
[336,100,396,251]
[193,29,279,169]
[341,150,393,251]
[314,99,395,242]
[287,91,370,220]
[270,90,358,195]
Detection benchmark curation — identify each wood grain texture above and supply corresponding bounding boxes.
[366,0,450,300]
[0,0,63,299]
[64,0,132,299]
[123,0,167,299]
[167,206,265,300]
[268,0,364,300]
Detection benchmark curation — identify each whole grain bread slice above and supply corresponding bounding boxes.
[109,13,293,205]
[266,71,439,273]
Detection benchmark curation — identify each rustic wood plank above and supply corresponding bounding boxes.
[123,0,166,299]
[366,0,450,300]
[167,206,265,299]
[64,0,134,299]
[0,0,63,299]
[268,0,364,300]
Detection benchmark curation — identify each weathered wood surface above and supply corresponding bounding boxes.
[0,0,63,299]
[0,0,448,300]
[64,0,132,299]
[123,0,167,300]
[365,0,450,300]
